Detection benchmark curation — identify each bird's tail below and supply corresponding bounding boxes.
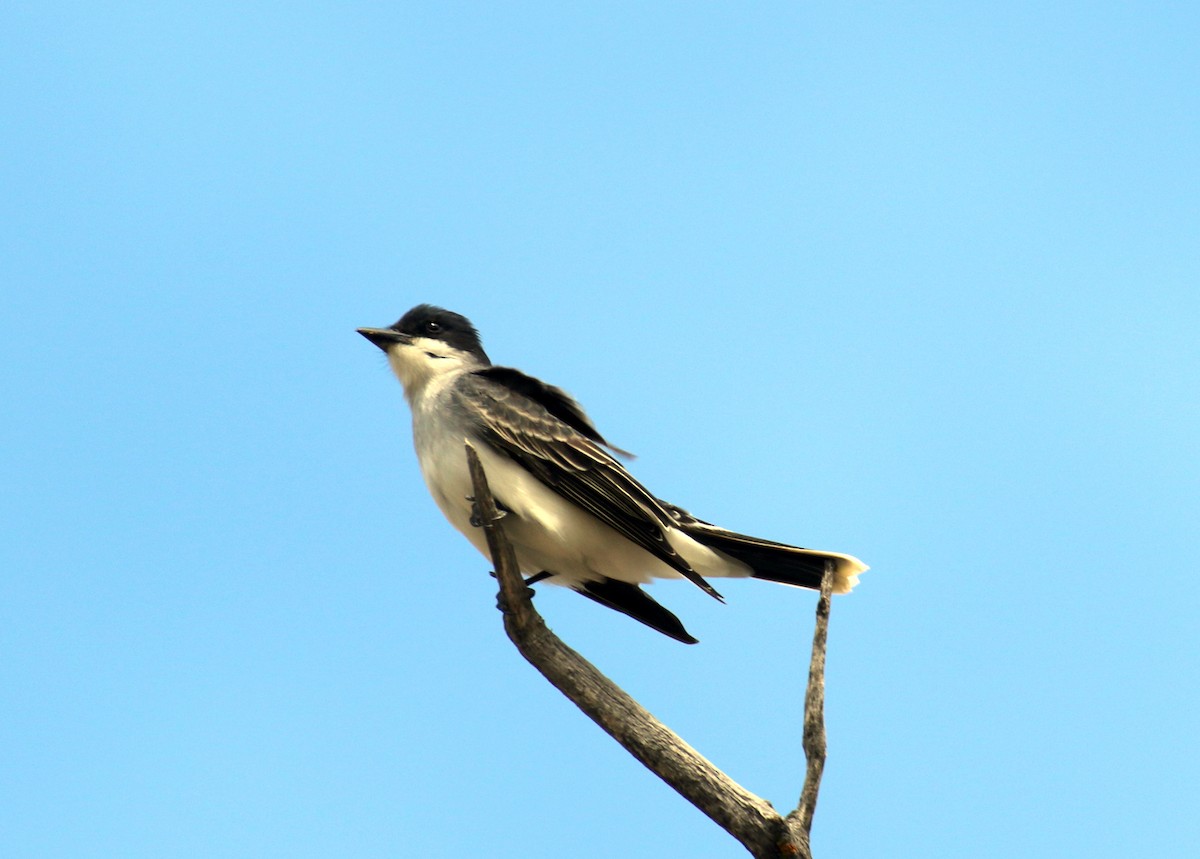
[683,526,867,594]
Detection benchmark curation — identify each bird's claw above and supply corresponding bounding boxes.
[495,586,536,613]
[467,495,506,528]
[488,570,545,595]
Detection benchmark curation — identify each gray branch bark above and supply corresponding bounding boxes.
[466,443,837,859]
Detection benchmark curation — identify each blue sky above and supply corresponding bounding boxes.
[3,3,1197,857]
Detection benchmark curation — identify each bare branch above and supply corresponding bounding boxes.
[464,443,838,859]
[781,559,836,856]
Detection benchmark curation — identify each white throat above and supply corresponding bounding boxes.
[385,337,478,403]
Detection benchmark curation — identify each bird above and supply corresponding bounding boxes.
[357,304,867,644]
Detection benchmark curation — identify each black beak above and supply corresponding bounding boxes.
[357,327,412,351]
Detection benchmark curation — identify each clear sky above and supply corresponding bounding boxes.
[3,3,1197,857]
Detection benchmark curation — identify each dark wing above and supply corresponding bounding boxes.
[455,368,722,600]
[473,366,634,457]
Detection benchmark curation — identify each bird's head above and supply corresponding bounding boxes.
[358,304,490,399]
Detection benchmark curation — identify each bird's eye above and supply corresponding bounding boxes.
[424,320,443,334]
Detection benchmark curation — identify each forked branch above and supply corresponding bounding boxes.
[465,443,836,859]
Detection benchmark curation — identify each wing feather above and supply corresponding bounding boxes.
[455,369,722,600]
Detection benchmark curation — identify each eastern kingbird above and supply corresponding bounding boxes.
[358,304,867,643]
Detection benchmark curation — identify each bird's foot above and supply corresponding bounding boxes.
[467,495,507,528]
[488,570,549,594]
[495,585,537,613]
